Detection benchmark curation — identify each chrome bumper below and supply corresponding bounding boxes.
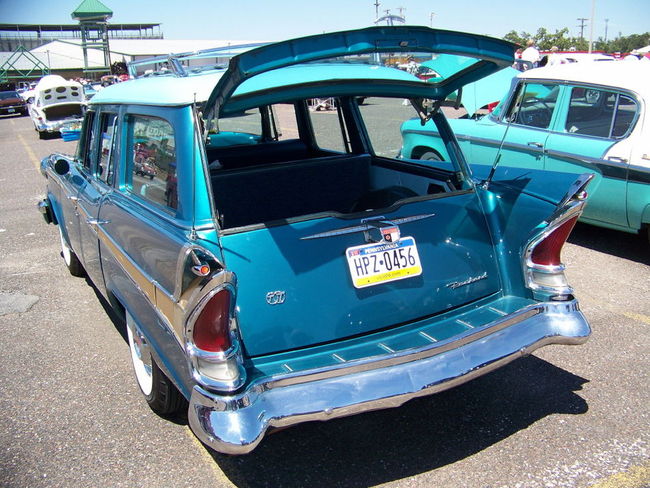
[188,299,590,455]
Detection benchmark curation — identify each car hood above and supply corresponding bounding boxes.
[204,25,515,122]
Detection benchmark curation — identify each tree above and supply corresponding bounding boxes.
[504,27,650,54]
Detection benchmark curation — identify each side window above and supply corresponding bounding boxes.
[126,115,178,211]
[97,113,117,185]
[612,95,637,138]
[218,109,262,138]
[508,83,558,129]
[76,111,96,171]
[307,99,348,153]
[565,88,637,139]
[270,104,299,141]
[216,104,298,143]
[357,97,415,158]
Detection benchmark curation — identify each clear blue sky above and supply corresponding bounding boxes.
[0,0,647,42]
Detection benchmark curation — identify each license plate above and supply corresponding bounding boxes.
[7,108,15,113]
[346,236,422,288]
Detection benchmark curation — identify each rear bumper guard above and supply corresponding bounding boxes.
[188,299,590,454]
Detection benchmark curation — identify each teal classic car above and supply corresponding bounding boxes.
[401,62,650,240]
[37,27,591,454]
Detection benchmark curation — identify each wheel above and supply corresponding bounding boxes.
[38,130,47,140]
[419,151,443,161]
[59,227,85,277]
[148,174,154,180]
[126,313,184,415]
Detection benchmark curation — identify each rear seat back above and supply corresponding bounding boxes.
[210,155,371,229]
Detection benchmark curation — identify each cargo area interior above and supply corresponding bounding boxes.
[207,139,463,230]
[42,104,85,121]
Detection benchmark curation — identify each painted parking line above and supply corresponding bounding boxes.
[589,461,650,488]
[16,132,41,173]
[184,428,234,486]
[579,291,650,326]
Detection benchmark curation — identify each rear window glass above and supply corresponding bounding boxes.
[126,115,178,211]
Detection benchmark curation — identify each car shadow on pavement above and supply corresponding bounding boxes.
[210,356,589,488]
[568,222,649,265]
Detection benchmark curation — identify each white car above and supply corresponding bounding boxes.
[29,75,85,139]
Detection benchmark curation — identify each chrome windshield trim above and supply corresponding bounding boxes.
[300,213,436,240]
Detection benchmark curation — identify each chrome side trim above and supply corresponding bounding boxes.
[95,223,184,346]
[188,298,590,454]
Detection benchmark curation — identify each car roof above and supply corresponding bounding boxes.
[89,71,225,106]
[518,62,650,97]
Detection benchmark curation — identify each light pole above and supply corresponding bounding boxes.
[588,0,595,53]
[430,12,435,27]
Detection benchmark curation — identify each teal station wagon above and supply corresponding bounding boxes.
[38,27,591,454]
[401,62,650,240]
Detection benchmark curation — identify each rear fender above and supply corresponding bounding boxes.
[477,173,593,297]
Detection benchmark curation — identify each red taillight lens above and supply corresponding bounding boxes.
[192,289,232,352]
[531,216,579,266]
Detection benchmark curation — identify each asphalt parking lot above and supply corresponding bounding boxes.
[0,112,648,488]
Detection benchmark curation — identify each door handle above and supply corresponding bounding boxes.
[527,142,544,148]
[86,218,110,226]
[607,156,628,164]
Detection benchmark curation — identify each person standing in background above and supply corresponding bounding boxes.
[521,39,540,67]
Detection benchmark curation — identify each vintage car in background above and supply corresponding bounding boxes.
[0,90,28,116]
[401,62,650,241]
[29,75,85,139]
[37,27,591,454]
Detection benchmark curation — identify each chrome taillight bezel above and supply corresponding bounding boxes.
[184,271,246,392]
[524,202,583,298]
[523,172,593,299]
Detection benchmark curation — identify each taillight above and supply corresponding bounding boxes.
[192,288,232,352]
[525,214,580,297]
[530,215,579,267]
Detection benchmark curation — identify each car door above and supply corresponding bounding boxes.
[75,109,119,290]
[467,81,559,186]
[544,86,638,228]
[97,108,189,339]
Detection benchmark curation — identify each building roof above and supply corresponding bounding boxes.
[0,23,160,32]
[30,38,265,57]
[72,0,113,20]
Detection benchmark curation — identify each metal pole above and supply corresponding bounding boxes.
[588,0,595,53]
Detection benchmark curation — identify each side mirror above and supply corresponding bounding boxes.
[54,159,70,176]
